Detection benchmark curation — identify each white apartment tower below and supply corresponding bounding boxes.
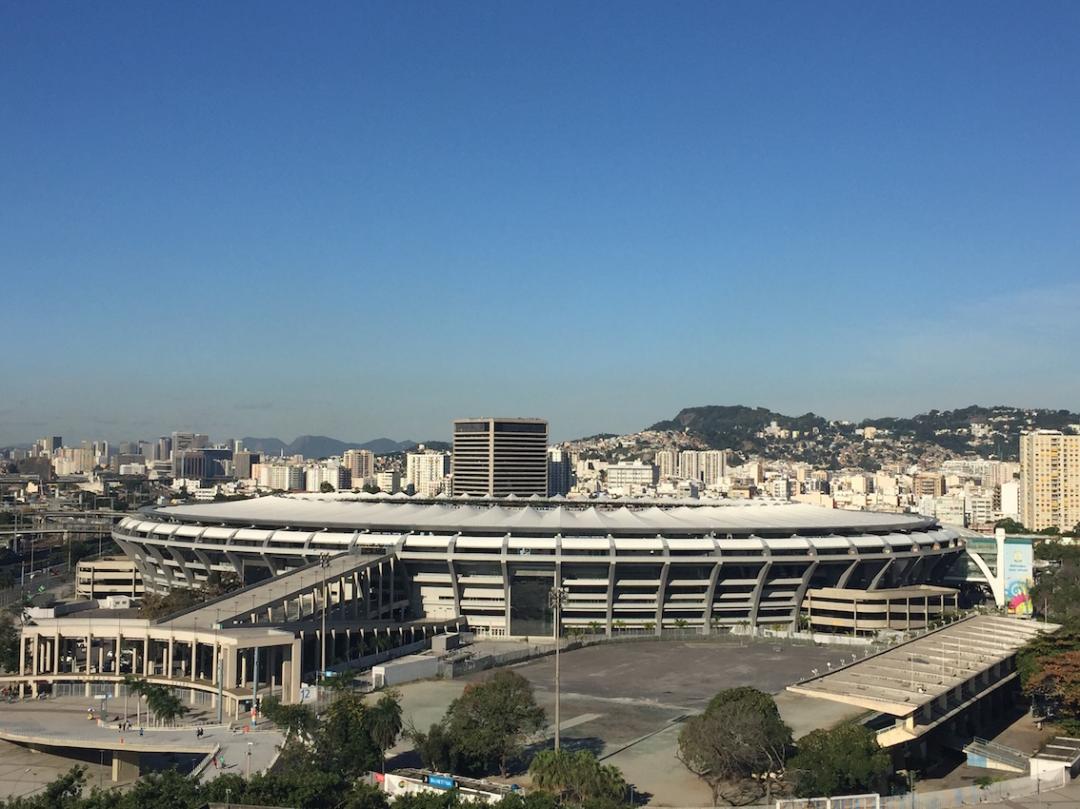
[1020,430,1080,532]
[700,450,728,487]
[452,418,548,497]
[678,450,702,481]
[655,449,678,479]
[407,451,451,497]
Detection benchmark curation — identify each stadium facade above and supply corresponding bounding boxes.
[113,495,963,636]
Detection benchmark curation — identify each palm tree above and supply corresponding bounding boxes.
[367,690,404,771]
[147,687,187,725]
[530,748,574,796]
[529,749,628,806]
[124,675,186,725]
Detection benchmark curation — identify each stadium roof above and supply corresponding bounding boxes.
[142,494,942,535]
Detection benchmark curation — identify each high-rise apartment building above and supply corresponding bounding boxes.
[452,418,548,497]
[406,451,450,497]
[700,450,728,487]
[376,470,401,494]
[305,461,350,492]
[233,451,261,480]
[547,449,574,496]
[1020,430,1080,532]
[343,449,375,484]
[655,449,678,479]
[913,473,946,499]
[255,462,305,491]
[678,450,701,481]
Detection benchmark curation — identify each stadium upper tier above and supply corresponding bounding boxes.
[114,495,963,635]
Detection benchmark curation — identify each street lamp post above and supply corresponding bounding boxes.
[548,584,568,752]
[319,554,329,693]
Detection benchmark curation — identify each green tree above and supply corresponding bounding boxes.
[492,792,561,809]
[528,749,628,806]
[391,791,461,809]
[409,721,459,773]
[260,695,316,738]
[114,768,203,809]
[320,481,336,493]
[342,782,392,809]
[0,611,20,673]
[445,670,546,777]
[1,765,88,809]
[788,724,889,798]
[677,687,792,805]
[123,676,187,725]
[1031,552,1080,622]
[315,689,382,779]
[137,589,203,620]
[995,518,1029,535]
[368,690,405,770]
[1017,621,1080,726]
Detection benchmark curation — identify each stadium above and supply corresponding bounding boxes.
[113,495,964,636]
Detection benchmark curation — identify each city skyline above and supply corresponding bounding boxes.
[3,3,1079,445]
[2,399,1079,451]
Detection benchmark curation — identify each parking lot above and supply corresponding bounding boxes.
[392,637,866,806]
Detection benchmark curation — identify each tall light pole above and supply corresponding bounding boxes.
[319,554,329,694]
[548,584,568,752]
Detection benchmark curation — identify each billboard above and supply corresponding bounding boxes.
[1003,538,1034,617]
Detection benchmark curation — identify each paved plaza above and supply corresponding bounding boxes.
[0,697,283,799]
[392,638,866,806]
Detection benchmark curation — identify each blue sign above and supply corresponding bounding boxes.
[426,775,456,790]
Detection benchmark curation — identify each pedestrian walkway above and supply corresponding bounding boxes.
[0,697,281,785]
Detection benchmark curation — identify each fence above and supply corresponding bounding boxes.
[879,769,1067,809]
[778,795,879,809]
[772,770,1070,809]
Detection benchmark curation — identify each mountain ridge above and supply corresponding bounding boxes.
[638,404,1080,465]
[241,435,448,458]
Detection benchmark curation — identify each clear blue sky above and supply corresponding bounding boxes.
[2,2,1078,445]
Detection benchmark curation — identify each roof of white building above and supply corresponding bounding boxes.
[137,494,943,536]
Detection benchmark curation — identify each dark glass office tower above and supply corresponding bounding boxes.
[452,417,549,497]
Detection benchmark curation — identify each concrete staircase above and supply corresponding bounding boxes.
[963,736,1030,773]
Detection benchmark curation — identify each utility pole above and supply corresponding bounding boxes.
[216,653,224,724]
[251,646,259,727]
[548,584,568,752]
[319,554,329,693]
[216,611,223,724]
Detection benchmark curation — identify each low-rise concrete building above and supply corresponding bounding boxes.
[76,556,143,599]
